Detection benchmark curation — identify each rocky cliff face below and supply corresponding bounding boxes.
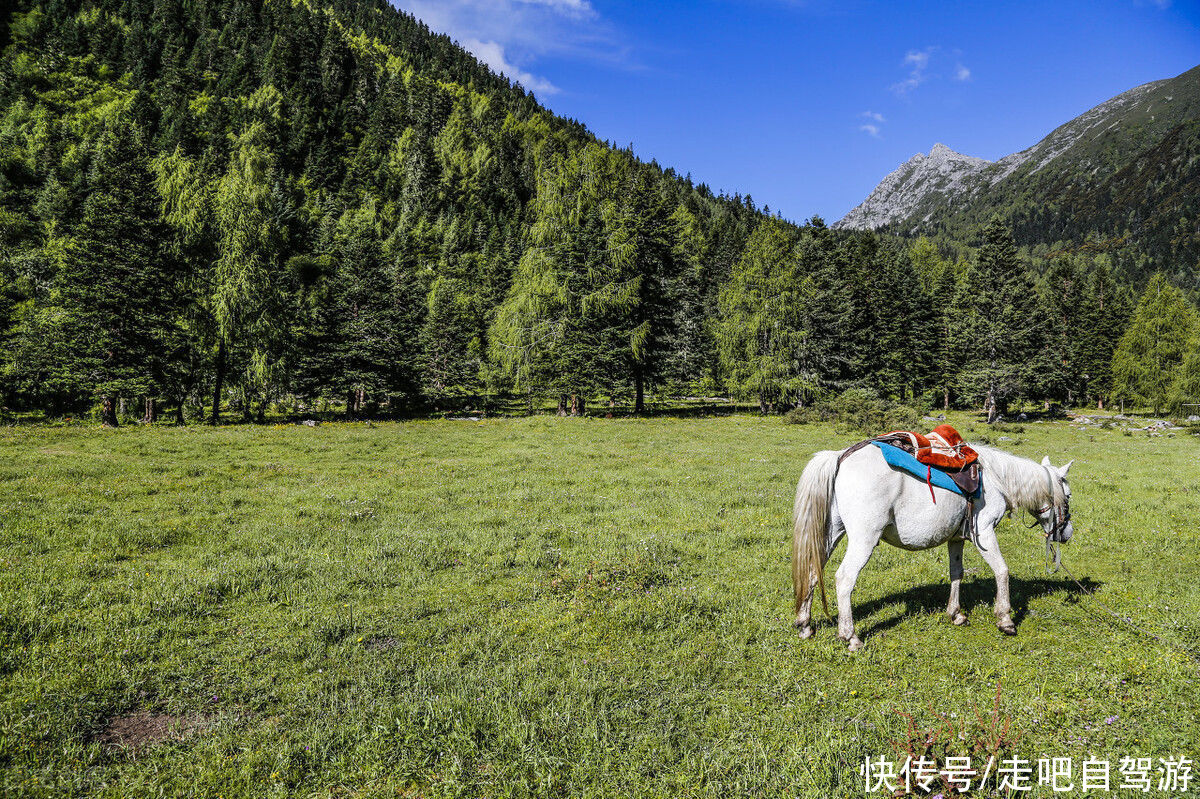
[835,143,991,230]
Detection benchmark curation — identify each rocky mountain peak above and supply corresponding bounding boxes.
[834,144,991,231]
[834,64,1200,234]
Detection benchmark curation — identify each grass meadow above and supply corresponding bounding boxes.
[1,414,1198,797]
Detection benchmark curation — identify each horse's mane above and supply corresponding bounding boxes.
[972,444,1062,512]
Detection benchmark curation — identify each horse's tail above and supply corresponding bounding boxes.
[792,450,839,620]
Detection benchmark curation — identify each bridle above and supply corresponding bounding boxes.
[1026,465,1071,571]
[1031,500,1071,543]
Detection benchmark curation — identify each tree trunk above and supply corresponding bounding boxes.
[100,396,119,427]
[175,399,186,426]
[557,394,569,416]
[211,339,226,425]
[143,397,156,424]
[118,397,126,419]
[985,388,998,424]
[634,370,645,415]
[346,389,357,418]
[1098,398,1104,411]
[943,387,950,411]
[570,394,585,416]
[357,387,366,418]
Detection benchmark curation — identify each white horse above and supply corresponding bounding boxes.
[791,443,1074,650]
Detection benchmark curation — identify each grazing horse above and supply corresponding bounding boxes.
[791,443,1074,651]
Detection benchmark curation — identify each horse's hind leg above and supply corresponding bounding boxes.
[835,527,879,651]
[946,539,969,626]
[795,517,845,638]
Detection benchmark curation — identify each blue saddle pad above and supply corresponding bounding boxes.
[870,441,979,498]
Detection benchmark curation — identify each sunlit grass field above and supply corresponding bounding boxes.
[1,415,1198,797]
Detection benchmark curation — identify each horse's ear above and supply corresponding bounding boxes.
[1041,455,1052,467]
[1058,460,1074,477]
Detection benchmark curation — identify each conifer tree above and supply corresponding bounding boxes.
[1032,257,1085,406]
[11,120,180,424]
[950,217,1039,421]
[421,275,482,407]
[1111,273,1197,413]
[716,218,808,411]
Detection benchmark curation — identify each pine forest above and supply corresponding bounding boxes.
[2,0,1198,425]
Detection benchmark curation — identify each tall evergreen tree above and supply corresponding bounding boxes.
[716,218,810,411]
[1111,273,1197,413]
[949,217,1039,421]
[1032,257,1085,406]
[1075,256,1129,409]
[9,118,180,424]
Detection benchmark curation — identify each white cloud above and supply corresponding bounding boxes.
[891,47,935,95]
[890,47,973,94]
[516,0,595,14]
[903,49,931,71]
[463,38,560,95]
[393,0,619,97]
[860,110,885,123]
[859,124,882,139]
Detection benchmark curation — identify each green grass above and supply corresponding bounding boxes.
[1,415,1198,797]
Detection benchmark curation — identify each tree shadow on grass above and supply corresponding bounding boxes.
[851,574,1102,640]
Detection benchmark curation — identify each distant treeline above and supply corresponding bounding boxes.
[1,0,1196,424]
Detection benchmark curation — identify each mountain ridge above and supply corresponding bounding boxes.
[835,64,1200,275]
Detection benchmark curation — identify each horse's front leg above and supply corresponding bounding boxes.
[946,538,969,626]
[973,527,1016,635]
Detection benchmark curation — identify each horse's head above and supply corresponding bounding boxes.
[1037,456,1074,543]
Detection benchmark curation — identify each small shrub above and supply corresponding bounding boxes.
[782,406,813,425]
[783,389,922,435]
[891,682,1021,797]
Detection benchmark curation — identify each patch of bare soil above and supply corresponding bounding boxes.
[94,711,209,752]
[365,636,400,651]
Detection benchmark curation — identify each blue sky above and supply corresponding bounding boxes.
[392,0,1200,223]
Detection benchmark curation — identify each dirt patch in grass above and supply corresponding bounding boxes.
[94,711,210,752]
[365,635,400,651]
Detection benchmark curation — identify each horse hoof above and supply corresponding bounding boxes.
[797,625,814,640]
[847,636,864,652]
[952,613,969,626]
[998,622,1017,636]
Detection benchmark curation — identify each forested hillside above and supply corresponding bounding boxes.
[0,0,1195,423]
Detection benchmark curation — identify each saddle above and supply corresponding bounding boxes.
[837,425,983,541]
[881,424,977,471]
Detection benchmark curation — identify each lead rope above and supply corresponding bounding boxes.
[1045,536,1061,573]
[1020,486,1200,665]
[1044,545,1200,665]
